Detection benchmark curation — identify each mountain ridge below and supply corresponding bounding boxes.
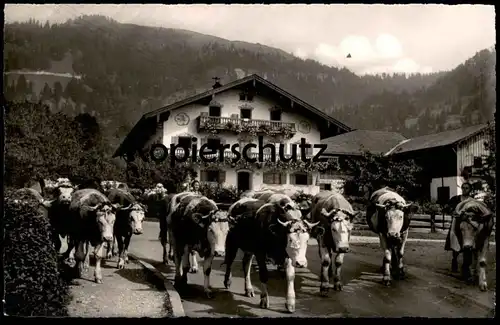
[3,15,495,151]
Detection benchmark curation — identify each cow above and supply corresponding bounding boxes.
[445,198,495,291]
[68,189,120,283]
[170,194,232,297]
[161,191,200,270]
[223,197,321,313]
[366,187,413,286]
[106,188,146,269]
[244,189,313,220]
[14,187,45,204]
[310,191,359,295]
[42,180,77,259]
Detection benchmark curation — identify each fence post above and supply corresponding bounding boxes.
[430,213,436,233]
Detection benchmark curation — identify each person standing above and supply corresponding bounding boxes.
[445,182,473,252]
[191,180,201,195]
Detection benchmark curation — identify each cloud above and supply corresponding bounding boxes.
[301,33,433,75]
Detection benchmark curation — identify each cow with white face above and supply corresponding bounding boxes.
[106,188,147,269]
[310,191,359,295]
[68,189,120,283]
[446,198,495,291]
[366,187,413,286]
[223,197,321,313]
[170,194,232,298]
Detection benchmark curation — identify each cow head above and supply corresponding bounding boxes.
[195,209,233,257]
[296,198,313,219]
[455,206,494,251]
[270,218,320,268]
[56,184,75,205]
[320,208,357,253]
[120,203,146,235]
[376,200,412,242]
[88,202,119,242]
[276,198,303,220]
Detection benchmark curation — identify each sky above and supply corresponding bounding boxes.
[4,4,496,75]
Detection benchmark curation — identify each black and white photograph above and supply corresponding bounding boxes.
[3,3,496,318]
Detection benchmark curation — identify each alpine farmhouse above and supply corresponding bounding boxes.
[113,74,351,194]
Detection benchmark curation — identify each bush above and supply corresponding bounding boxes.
[415,201,443,215]
[4,190,71,316]
[345,195,368,212]
[199,183,240,204]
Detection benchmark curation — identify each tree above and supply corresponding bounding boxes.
[15,74,28,100]
[476,121,496,211]
[344,150,424,200]
[53,81,63,104]
[40,83,53,102]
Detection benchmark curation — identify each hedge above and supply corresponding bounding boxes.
[3,190,71,316]
[199,183,240,204]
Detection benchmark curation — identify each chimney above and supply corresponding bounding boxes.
[212,76,222,89]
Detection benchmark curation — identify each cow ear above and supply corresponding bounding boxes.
[191,213,206,226]
[312,225,325,238]
[268,224,279,236]
[141,203,148,212]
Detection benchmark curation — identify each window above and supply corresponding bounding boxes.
[320,184,332,191]
[270,109,282,121]
[292,173,311,186]
[177,136,192,149]
[473,156,483,168]
[240,108,252,119]
[263,172,285,185]
[206,138,221,151]
[209,106,221,117]
[201,169,226,183]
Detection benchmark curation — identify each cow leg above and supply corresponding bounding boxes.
[161,231,169,265]
[451,251,460,273]
[189,251,198,273]
[395,231,408,279]
[123,234,132,264]
[333,252,345,291]
[116,235,126,269]
[173,246,184,288]
[242,252,255,297]
[203,254,215,298]
[53,231,62,254]
[63,237,75,262]
[75,241,86,278]
[256,253,270,309]
[168,229,175,261]
[379,234,392,286]
[83,241,91,273]
[462,249,474,283]
[93,242,105,284]
[106,237,114,259]
[180,247,191,287]
[477,242,489,291]
[284,257,296,313]
[318,240,331,296]
[112,236,119,256]
[223,239,239,290]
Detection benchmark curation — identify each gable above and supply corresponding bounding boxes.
[113,74,352,158]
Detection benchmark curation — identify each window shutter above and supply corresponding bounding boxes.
[171,136,179,145]
[280,172,287,185]
[307,174,313,185]
[290,173,296,185]
[200,170,208,182]
[218,170,226,184]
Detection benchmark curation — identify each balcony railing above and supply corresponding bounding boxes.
[173,148,319,162]
[197,115,297,136]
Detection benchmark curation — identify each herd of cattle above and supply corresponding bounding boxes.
[10,178,495,313]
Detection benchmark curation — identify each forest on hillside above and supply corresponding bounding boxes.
[3,15,496,148]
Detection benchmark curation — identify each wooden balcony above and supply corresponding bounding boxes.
[197,115,297,136]
[173,148,317,162]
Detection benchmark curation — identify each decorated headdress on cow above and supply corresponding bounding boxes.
[56,178,73,188]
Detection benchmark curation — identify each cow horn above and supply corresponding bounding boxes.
[304,220,320,228]
[88,205,99,211]
[277,218,292,227]
[121,204,133,210]
[111,203,121,210]
[321,208,330,216]
[376,203,386,208]
[42,199,56,208]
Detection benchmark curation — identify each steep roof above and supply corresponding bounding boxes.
[321,130,407,156]
[387,123,490,155]
[113,74,352,158]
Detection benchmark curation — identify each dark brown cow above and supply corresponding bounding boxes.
[366,187,413,286]
[107,188,146,269]
[445,198,495,291]
[170,194,231,297]
[223,197,321,313]
[310,191,359,295]
[68,189,120,283]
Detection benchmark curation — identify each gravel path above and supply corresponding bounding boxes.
[67,255,170,317]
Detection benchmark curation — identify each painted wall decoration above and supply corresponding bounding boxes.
[298,120,311,134]
[174,112,190,126]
